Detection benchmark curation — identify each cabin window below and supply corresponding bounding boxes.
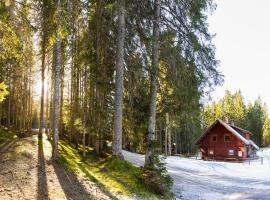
[211,135,217,142]
[209,149,214,155]
[224,135,231,142]
[228,149,234,156]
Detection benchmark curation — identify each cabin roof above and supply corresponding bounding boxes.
[196,119,259,150]
[230,125,253,136]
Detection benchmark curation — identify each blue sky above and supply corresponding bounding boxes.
[208,0,270,106]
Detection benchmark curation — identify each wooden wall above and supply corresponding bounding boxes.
[198,123,247,161]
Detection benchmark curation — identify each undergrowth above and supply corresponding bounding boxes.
[140,155,173,198]
[57,140,167,199]
[0,126,17,141]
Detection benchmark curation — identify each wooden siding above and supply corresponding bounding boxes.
[198,123,247,161]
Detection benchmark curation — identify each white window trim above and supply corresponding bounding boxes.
[228,149,234,156]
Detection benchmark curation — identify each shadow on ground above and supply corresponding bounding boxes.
[38,137,49,200]
[58,142,120,200]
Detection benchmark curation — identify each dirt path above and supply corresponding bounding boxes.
[0,135,115,200]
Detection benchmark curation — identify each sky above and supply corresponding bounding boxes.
[208,0,270,106]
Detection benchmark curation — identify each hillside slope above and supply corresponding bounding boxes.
[0,133,158,200]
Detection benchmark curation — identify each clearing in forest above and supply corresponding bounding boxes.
[124,149,270,200]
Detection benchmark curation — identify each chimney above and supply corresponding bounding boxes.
[231,121,235,126]
[225,117,229,124]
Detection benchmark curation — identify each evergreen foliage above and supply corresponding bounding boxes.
[0,82,8,102]
[0,0,223,196]
[140,154,173,197]
[203,90,270,147]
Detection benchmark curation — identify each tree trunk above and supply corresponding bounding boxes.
[112,0,125,159]
[27,65,32,131]
[52,0,61,160]
[83,66,87,157]
[145,0,161,167]
[45,70,49,135]
[59,41,65,139]
[165,114,168,156]
[7,65,11,128]
[49,50,55,140]
[166,113,171,156]
[52,38,61,159]
[39,39,46,138]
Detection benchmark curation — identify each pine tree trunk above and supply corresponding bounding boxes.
[52,0,61,160]
[7,66,11,128]
[69,26,76,144]
[45,67,50,135]
[27,65,32,131]
[82,66,87,157]
[167,113,172,156]
[49,50,55,140]
[52,37,61,159]
[39,39,46,138]
[112,0,125,159]
[59,41,65,139]
[145,0,161,167]
[165,113,168,156]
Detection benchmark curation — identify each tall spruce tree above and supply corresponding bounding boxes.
[113,0,126,159]
[145,0,161,167]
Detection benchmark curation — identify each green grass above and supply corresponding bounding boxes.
[57,140,160,199]
[0,126,17,141]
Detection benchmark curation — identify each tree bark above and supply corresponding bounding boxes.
[83,66,87,157]
[7,65,11,128]
[45,66,50,135]
[39,38,46,138]
[59,41,65,139]
[145,0,161,167]
[112,0,125,159]
[165,114,168,156]
[52,0,61,160]
[166,113,172,156]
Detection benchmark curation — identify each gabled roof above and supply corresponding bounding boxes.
[230,125,253,136]
[196,119,259,150]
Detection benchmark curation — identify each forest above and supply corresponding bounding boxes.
[0,0,227,199]
[0,0,223,157]
[203,90,270,147]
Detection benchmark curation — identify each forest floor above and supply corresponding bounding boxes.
[0,133,155,200]
[124,149,270,200]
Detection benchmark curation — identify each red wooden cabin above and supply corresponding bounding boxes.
[196,119,259,161]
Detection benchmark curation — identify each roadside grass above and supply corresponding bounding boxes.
[57,140,160,199]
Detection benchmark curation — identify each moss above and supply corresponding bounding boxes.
[57,140,161,199]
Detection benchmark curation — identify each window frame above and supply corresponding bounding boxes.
[211,135,217,142]
[224,134,231,142]
[228,149,234,156]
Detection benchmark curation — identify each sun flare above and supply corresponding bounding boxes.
[34,77,48,97]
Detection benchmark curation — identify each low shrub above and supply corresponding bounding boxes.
[139,155,173,198]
